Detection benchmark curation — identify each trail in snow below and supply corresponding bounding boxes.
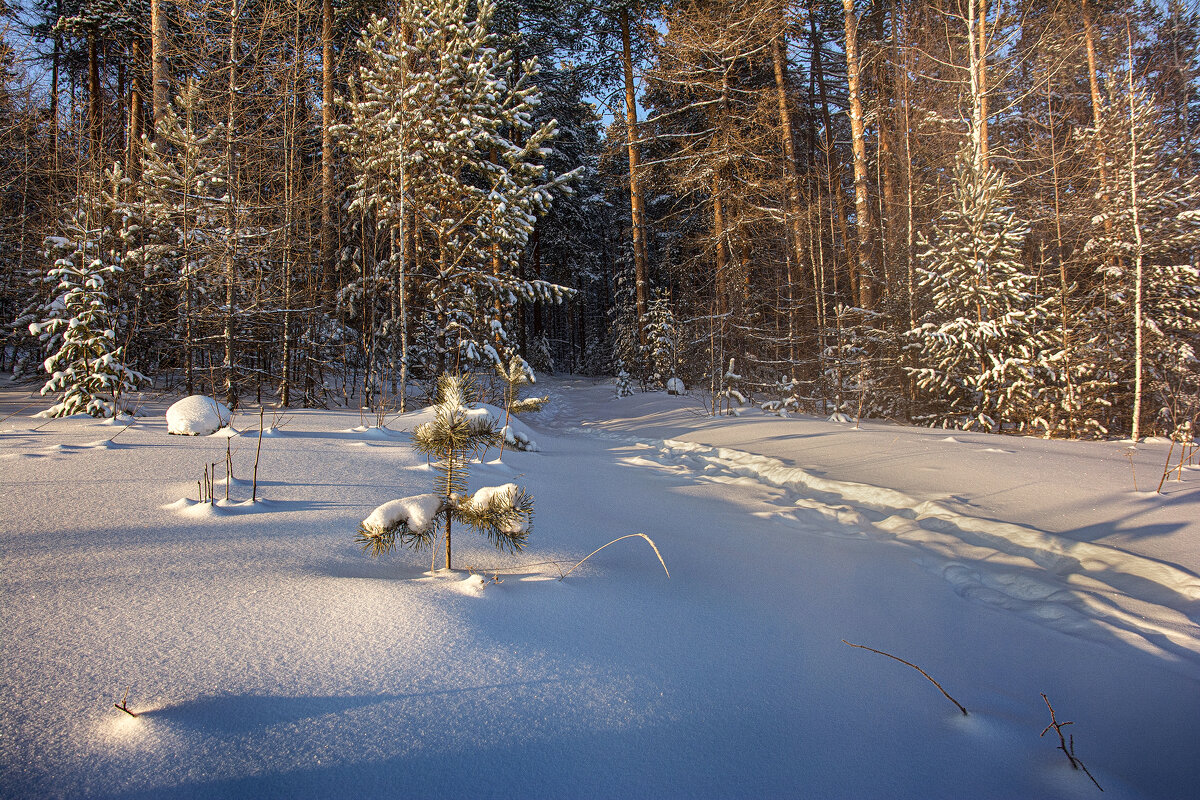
[536,381,1200,675]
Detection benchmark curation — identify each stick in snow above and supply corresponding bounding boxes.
[114,687,138,718]
[842,640,968,716]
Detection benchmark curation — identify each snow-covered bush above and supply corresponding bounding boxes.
[357,374,533,570]
[167,395,232,435]
[719,358,747,415]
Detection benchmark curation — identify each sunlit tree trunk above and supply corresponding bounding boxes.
[620,5,649,345]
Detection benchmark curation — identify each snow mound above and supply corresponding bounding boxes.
[166,396,231,436]
[666,377,685,395]
[362,493,443,535]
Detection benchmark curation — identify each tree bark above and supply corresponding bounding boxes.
[843,0,875,309]
[770,32,808,378]
[321,0,335,289]
[1126,24,1144,442]
[977,0,989,171]
[87,30,102,161]
[809,6,853,289]
[126,38,143,179]
[620,6,649,345]
[151,0,167,135]
[224,0,240,409]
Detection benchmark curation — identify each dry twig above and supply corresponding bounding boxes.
[1040,693,1103,791]
[842,640,968,715]
[114,687,138,718]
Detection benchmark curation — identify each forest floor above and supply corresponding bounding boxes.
[2,375,1198,799]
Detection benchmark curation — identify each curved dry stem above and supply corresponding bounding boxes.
[559,533,670,581]
[842,639,968,716]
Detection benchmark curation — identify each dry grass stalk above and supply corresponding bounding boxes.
[559,533,670,581]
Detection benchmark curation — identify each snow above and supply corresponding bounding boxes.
[467,483,528,534]
[2,376,1198,798]
[165,395,232,436]
[362,494,443,535]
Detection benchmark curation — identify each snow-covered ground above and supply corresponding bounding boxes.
[2,376,1197,799]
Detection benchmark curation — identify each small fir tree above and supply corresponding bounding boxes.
[645,289,679,390]
[29,167,147,417]
[906,147,1045,431]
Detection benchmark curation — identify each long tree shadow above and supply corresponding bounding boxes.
[142,680,567,735]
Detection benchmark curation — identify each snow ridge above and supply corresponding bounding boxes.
[571,425,1200,673]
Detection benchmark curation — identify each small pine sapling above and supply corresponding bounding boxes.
[495,355,547,455]
[614,360,634,398]
[357,374,533,571]
[720,358,747,415]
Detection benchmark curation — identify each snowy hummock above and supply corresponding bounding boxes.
[361,493,442,535]
[166,395,231,436]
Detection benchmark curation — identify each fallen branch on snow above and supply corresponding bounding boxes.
[842,639,968,716]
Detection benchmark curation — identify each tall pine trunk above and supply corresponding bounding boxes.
[843,0,874,309]
[223,0,240,409]
[620,6,649,345]
[321,0,335,290]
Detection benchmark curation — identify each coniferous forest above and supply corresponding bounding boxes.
[0,0,1197,438]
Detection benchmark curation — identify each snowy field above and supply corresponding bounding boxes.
[2,376,1198,799]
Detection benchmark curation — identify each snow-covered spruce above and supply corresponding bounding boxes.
[356,374,534,569]
[905,147,1043,432]
[29,167,147,418]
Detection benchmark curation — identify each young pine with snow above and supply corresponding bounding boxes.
[357,374,533,571]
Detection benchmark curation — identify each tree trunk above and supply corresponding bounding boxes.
[809,6,853,292]
[224,0,240,409]
[771,32,809,379]
[620,6,649,345]
[151,0,167,135]
[88,30,102,161]
[321,0,335,289]
[977,0,989,171]
[842,0,874,309]
[1082,0,1110,228]
[1126,25,1144,442]
[127,38,143,180]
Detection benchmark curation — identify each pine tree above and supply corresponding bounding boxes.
[30,167,147,417]
[1083,79,1200,438]
[124,80,228,396]
[356,373,533,571]
[907,148,1044,432]
[340,0,577,376]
